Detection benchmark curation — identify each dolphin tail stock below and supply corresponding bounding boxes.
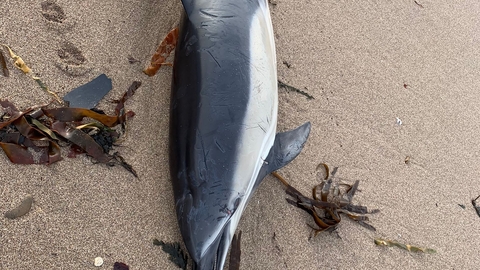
[254,121,312,189]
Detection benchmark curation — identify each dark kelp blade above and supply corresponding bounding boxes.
[0,142,44,164]
[48,141,62,164]
[63,74,112,109]
[114,81,141,116]
[0,99,33,129]
[51,121,110,163]
[13,116,49,141]
[29,118,59,140]
[43,107,119,127]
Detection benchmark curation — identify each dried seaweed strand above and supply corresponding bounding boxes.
[2,44,61,103]
[374,238,436,254]
[144,28,179,76]
[278,80,314,100]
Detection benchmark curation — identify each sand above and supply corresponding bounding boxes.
[1,0,480,269]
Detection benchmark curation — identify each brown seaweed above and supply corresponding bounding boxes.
[43,108,119,127]
[0,81,140,176]
[51,121,110,163]
[144,27,179,76]
[0,46,139,175]
[272,163,377,238]
[0,100,33,129]
[2,45,61,103]
[113,81,141,132]
[278,80,315,100]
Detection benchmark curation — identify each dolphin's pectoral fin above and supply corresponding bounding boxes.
[254,122,311,189]
[266,121,311,172]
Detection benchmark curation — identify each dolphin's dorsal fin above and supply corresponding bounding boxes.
[254,122,311,189]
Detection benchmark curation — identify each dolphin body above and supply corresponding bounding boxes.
[169,0,311,269]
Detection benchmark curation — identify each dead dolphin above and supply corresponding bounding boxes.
[169,0,311,269]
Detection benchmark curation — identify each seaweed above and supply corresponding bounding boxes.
[51,121,111,163]
[43,108,119,127]
[374,238,436,253]
[113,81,141,129]
[0,43,141,176]
[153,239,188,270]
[272,163,377,238]
[144,28,179,76]
[2,45,61,103]
[414,1,424,8]
[0,80,141,176]
[278,80,315,100]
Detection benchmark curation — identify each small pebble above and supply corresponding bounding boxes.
[4,195,34,219]
[94,257,104,267]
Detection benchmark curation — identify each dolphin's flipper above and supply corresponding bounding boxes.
[254,122,311,189]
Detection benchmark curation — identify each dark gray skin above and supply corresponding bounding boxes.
[169,1,311,269]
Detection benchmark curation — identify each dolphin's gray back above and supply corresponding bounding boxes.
[170,0,278,269]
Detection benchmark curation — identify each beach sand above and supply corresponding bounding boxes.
[1,0,480,269]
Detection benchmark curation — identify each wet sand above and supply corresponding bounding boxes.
[1,0,480,269]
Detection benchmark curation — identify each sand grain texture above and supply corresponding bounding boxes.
[1,0,480,269]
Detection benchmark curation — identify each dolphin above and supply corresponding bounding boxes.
[169,0,311,269]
